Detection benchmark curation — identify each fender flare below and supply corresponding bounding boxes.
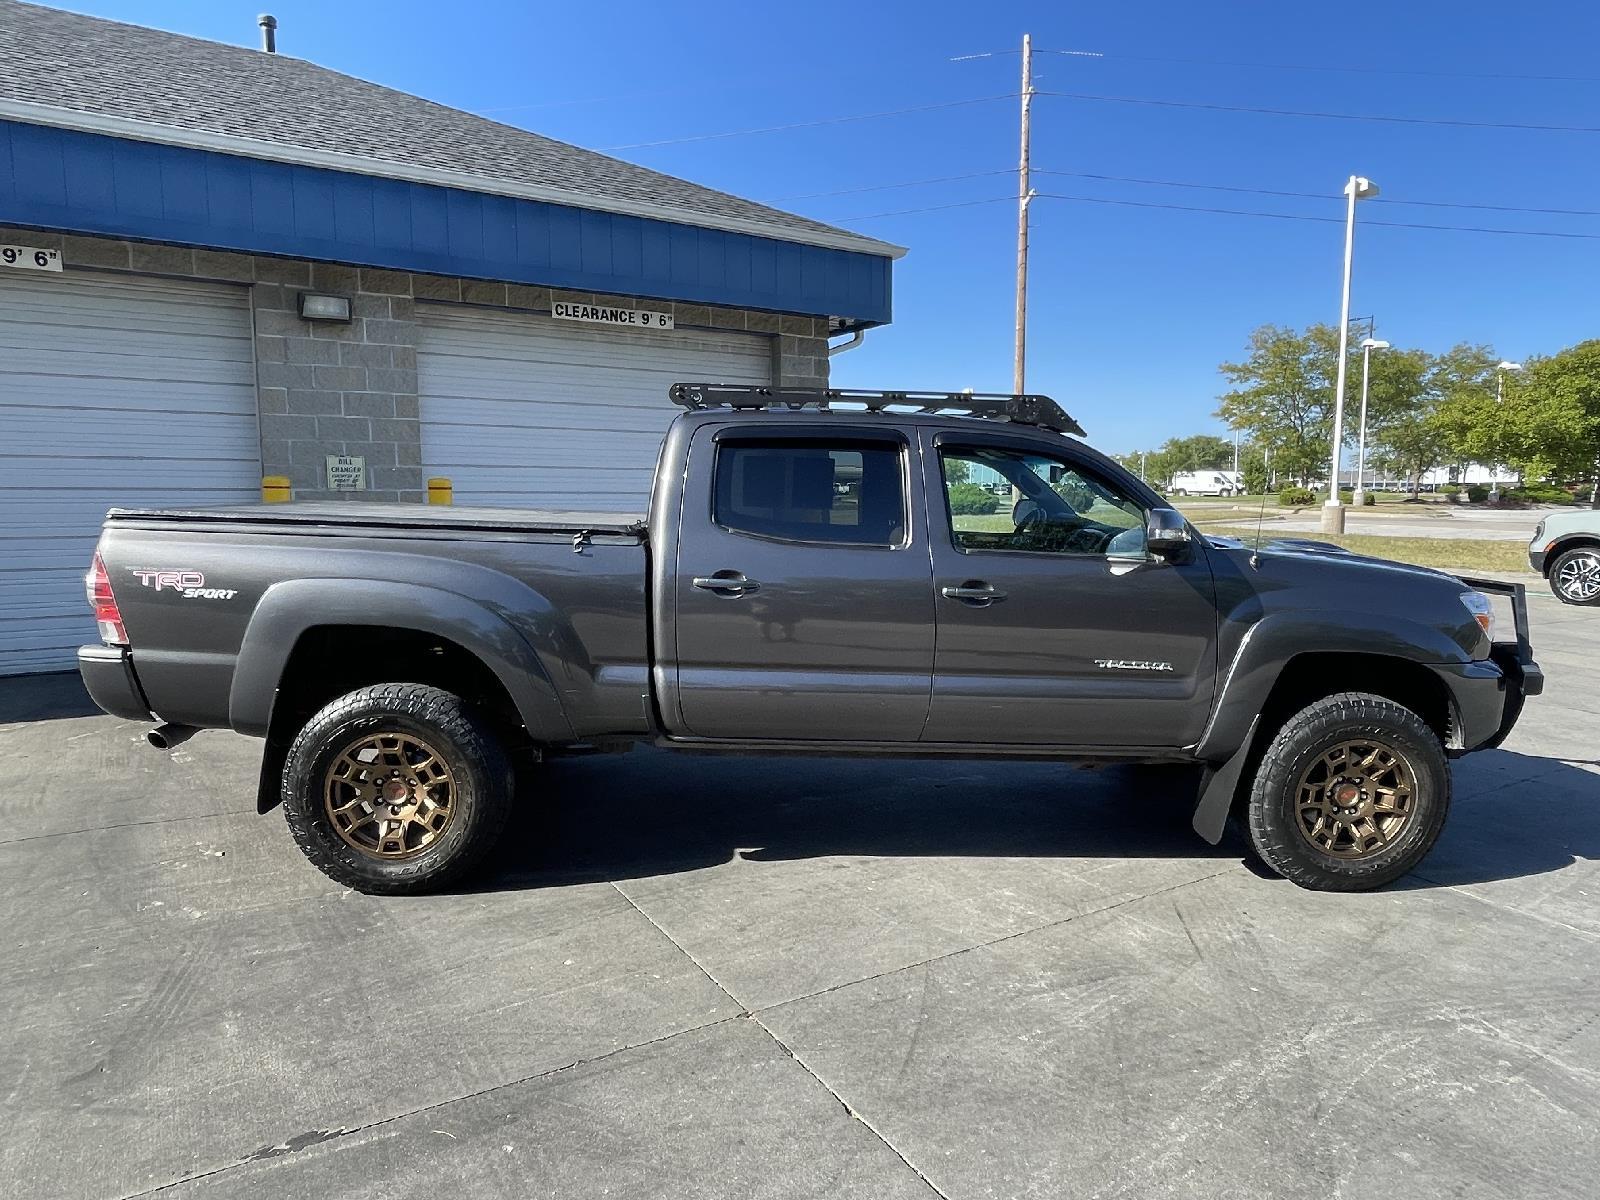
[228,577,574,743]
[1189,611,1472,840]
[1194,610,1470,764]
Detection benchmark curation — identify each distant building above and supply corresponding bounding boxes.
[1338,464,1517,491]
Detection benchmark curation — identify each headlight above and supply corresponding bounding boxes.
[1460,590,1495,639]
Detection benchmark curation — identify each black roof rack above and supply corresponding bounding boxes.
[668,383,1086,437]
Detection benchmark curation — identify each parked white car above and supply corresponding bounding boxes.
[1170,470,1243,497]
[1529,510,1600,606]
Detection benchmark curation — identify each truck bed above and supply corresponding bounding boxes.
[93,502,651,736]
[106,503,647,538]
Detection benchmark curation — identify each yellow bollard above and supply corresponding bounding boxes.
[427,477,453,505]
[261,475,291,503]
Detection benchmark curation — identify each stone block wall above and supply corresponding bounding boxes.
[1,226,835,502]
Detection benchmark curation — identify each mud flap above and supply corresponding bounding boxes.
[1191,716,1259,844]
[256,738,288,814]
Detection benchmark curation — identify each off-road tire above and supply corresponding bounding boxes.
[281,683,513,894]
[1548,546,1600,606]
[1246,692,1449,892]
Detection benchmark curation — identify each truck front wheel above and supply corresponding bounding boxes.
[280,683,513,894]
[1246,692,1449,891]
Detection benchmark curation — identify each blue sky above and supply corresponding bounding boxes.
[61,1,1600,454]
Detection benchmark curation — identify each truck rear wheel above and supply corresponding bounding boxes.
[1245,692,1449,891]
[281,683,513,894]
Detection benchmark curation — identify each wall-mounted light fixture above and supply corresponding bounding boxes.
[297,292,352,322]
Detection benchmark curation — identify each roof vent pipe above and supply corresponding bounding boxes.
[257,13,277,53]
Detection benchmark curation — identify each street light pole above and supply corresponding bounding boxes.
[1352,337,1389,507]
[1494,360,1523,493]
[1323,175,1380,534]
[1012,33,1035,394]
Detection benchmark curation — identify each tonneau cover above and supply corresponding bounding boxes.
[105,503,647,537]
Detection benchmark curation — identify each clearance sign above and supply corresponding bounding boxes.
[551,301,675,330]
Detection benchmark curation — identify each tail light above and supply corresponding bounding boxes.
[85,552,127,645]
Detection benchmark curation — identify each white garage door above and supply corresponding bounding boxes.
[0,271,259,675]
[418,305,772,510]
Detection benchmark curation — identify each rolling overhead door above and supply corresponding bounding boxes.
[418,305,772,510]
[0,271,259,675]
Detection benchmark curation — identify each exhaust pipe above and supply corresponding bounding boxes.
[147,723,199,751]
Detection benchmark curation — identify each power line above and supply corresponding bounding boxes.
[601,94,1016,151]
[765,168,1013,201]
[778,166,1600,219]
[964,45,1600,84]
[1035,90,1600,134]
[834,196,1016,219]
[1056,50,1600,85]
[1032,193,1600,240]
[835,189,1600,239]
[1032,169,1600,218]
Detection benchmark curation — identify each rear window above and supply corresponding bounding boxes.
[713,439,906,546]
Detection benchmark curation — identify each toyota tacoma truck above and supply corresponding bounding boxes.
[78,385,1542,895]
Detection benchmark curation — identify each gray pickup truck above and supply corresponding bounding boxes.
[78,386,1541,895]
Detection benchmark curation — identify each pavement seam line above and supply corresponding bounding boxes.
[0,808,260,846]
[749,1009,953,1200]
[756,867,1237,1016]
[610,880,752,1011]
[742,868,1235,1200]
[1410,870,1600,942]
[115,1012,745,1199]
[605,885,949,1196]
[122,867,1222,1197]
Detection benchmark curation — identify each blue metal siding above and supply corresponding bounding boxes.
[0,119,892,325]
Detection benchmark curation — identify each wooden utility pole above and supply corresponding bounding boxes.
[1013,33,1034,395]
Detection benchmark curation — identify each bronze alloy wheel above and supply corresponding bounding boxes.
[323,731,456,859]
[1294,738,1417,859]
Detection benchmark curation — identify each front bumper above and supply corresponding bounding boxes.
[1528,545,1547,575]
[77,645,153,722]
[1442,576,1543,753]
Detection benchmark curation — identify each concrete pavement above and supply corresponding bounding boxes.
[2,588,1596,1199]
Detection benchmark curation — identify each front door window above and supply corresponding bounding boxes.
[939,446,1147,557]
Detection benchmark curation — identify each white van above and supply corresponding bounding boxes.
[1169,470,1243,497]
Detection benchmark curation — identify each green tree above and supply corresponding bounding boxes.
[1136,434,1235,488]
[1506,340,1600,505]
[1239,445,1270,494]
[1215,324,1344,486]
[1427,344,1503,477]
[1362,346,1440,497]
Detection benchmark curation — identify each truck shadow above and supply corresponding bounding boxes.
[478,747,1597,892]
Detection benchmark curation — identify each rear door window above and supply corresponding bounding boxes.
[713,439,906,546]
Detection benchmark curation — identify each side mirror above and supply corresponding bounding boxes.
[1146,508,1192,560]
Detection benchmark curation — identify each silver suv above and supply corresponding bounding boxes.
[1529,510,1600,605]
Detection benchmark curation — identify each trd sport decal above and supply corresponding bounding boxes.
[130,569,238,600]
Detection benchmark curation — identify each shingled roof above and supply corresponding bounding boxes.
[0,1,903,258]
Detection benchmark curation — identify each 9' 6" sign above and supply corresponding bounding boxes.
[1,244,63,272]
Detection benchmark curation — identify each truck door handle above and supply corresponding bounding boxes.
[941,583,1007,603]
[693,573,761,596]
